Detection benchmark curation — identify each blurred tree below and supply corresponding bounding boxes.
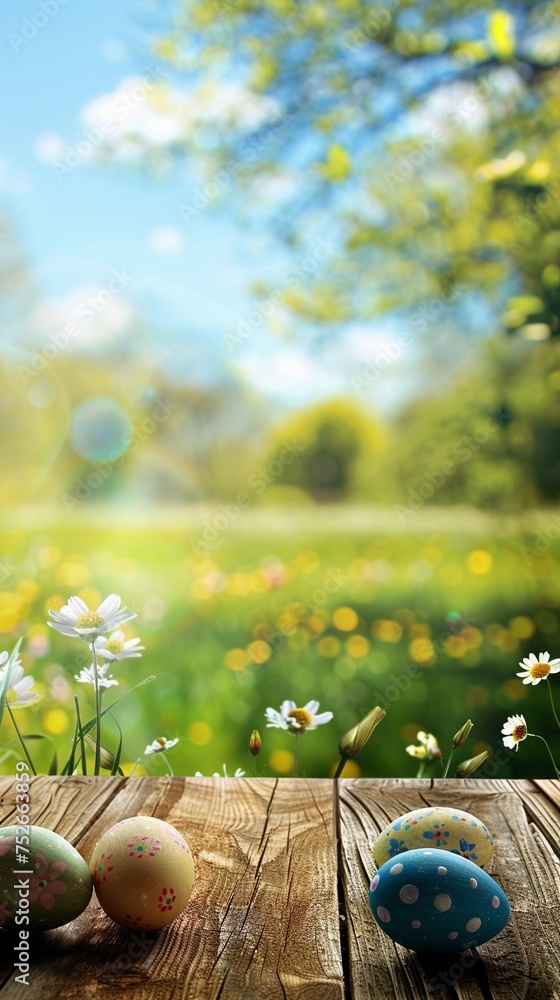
[264,398,386,500]
[389,337,560,509]
[147,0,560,344]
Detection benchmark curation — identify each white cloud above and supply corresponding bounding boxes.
[79,76,282,162]
[28,286,139,354]
[148,225,184,255]
[35,133,67,165]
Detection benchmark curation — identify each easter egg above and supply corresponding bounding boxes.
[369,848,510,953]
[0,825,93,932]
[90,816,194,930]
[372,806,493,869]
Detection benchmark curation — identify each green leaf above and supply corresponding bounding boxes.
[79,676,156,739]
[108,712,124,776]
[315,144,352,182]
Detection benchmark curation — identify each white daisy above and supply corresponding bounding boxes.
[95,631,144,661]
[406,731,441,761]
[516,651,560,686]
[0,657,40,709]
[194,765,245,777]
[145,737,179,754]
[75,662,119,689]
[501,713,528,751]
[265,699,333,732]
[47,594,136,641]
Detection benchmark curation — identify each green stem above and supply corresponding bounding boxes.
[91,642,101,776]
[546,680,560,733]
[161,752,174,777]
[252,755,257,777]
[7,705,37,775]
[293,732,300,778]
[441,746,455,779]
[128,757,141,778]
[334,756,348,778]
[528,733,560,779]
[416,761,426,779]
[75,696,87,776]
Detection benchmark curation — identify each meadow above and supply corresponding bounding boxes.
[1,504,559,778]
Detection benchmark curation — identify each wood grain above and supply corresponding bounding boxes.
[337,779,560,1000]
[1,779,560,999]
[0,777,343,1000]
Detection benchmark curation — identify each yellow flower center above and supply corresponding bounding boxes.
[529,662,550,680]
[287,708,313,728]
[75,612,104,630]
[6,688,17,704]
[513,724,527,741]
[104,638,124,654]
[155,737,167,746]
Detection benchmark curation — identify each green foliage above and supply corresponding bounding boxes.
[265,398,387,500]
[1,514,560,778]
[151,0,560,341]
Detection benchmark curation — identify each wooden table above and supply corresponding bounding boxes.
[0,778,559,999]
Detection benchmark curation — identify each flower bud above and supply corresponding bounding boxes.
[85,735,115,771]
[338,707,386,758]
[455,750,490,778]
[249,730,262,756]
[453,719,474,748]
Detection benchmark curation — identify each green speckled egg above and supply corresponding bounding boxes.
[0,825,93,931]
[372,806,494,870]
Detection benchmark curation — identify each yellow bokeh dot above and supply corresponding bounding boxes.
[402,723,422,744]
[192,579,212,601]
[44,595,65,614]
[28,623,48,638]
[346,634,371,659]
[462,627,483,649]
[333,606,359,631]
[269,749,294,774]
[409,638,435,664]
[0,611,17,633]
[121,762,148,776]
[189,721,212,746]
[16,580,39,602]
[56,560,90,588]
[502,678,527,701]
[37,546,60,569]
[293,550,319,574]
[42,709,69,736]
[306,615,326,637]
[509,616,535,640]
[443,636,467,658]
[318,636,341,657]
[408,622,430,639]
[439,565,463,587]
[247,640,272,664]
[224,648,249,671]
[466,686,489,708]
[467,550,493,575]
[372,619,403,643]
[78,587,103,611]
[330,759,361,778]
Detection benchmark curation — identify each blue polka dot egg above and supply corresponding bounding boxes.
[369,848,510,953]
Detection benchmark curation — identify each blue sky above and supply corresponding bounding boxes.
[0,0,417,410]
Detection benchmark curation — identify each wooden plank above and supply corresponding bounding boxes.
[338,779,560,1000]
[0,777,344,1000]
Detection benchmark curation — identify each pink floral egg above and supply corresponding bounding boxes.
[0,825,92,931]
[90,816,194,930]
